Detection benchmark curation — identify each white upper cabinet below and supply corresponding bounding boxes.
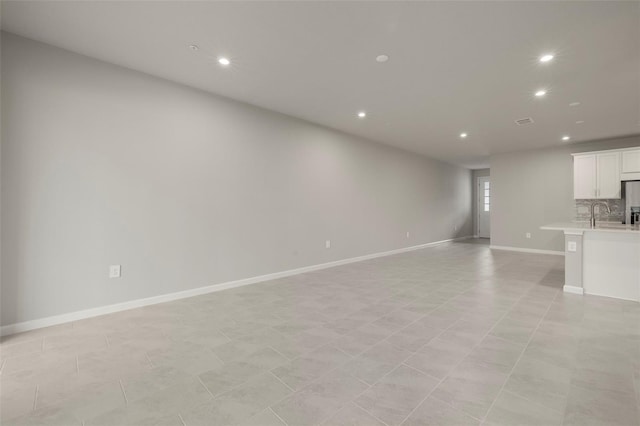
[596,152,621,199]
[574,155,597,199]
[622,150,640,172]
[573,151,621,199]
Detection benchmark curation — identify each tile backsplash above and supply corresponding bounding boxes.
[575,199,624,222]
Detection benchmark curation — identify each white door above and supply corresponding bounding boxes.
[478,177,490,238]
[573,154,597,199]
[596,153,621,199]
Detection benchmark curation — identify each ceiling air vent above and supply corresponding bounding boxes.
[515,117,534,125]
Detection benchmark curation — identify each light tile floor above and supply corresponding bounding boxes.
[1,240,639,426]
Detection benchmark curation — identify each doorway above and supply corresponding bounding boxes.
[477,176,491,238]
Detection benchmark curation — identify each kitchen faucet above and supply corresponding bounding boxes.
[589,201,611,228]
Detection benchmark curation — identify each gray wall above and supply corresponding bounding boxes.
[0,33,473,326]
[472,169,490,237]
[490,135,640,252]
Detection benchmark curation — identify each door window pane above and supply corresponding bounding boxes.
[482,180,490,212]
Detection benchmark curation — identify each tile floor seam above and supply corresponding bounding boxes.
[268,370,296,393]
[294,287,436,352]
[397,370,449,425]
[502,357,572,418]
[145,353,155,368]
[348,373,375,389]
[351,399,391,426]
[335,305,445,358]
[480,289,561,424]
[335,276,485,360]
[325,351,442,426]
[501,387,564,417]
[268,405,290,426]
[265,349,380,424]
[427,392,484,423]
[558,308,592,426]
[217,329,233,342]
[118,378,129,406]
[327,341,353,357]
[395,360,435,379]
[396,283,540,426]
[208,348,226,366]
[267,345,295,362]
[206,365,278,402]
[177,412,187,426]
[483,330,532,347]
[196,375,216,400]
[399,362,442,382]
[32,385,39,412]
[267,326,304,344]
[384,322,450,355]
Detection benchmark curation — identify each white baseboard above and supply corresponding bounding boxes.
[1,236,472,337]
[563,285,584,295]
[490,245,565,256]
[582,289,638,302]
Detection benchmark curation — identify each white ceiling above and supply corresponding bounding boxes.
[2,1,639,168]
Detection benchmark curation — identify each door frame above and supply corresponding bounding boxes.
[476,176,490,238]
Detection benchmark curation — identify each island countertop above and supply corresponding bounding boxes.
[541,222,640,234]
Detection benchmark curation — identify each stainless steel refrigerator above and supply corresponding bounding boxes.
[624,181,640,224]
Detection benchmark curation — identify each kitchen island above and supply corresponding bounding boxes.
[541,222,640,302]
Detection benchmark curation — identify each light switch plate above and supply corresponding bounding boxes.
[567,241,577,252]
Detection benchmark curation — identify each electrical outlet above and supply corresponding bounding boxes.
[325,240,331,249]
[567,241,577,252]
[109,265,121,278]
[526,233,531,239]
[406,231,410,238]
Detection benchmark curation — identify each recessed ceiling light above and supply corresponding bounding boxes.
[218,57,231,66]
[189,44,199,51]
[535,90,547,97]
[539,54,554,63]
[460,133,468,138]
[569,102,581,107]
[576,120,585,124]
[562,135,571,141]
[376,55,389,63]
[358,111,367,118]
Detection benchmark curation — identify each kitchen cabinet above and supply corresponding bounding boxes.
[573,154,597,199]
[622,150,640,173]
[597,152,621,198]
[622,149,640,181]
[573,152,621,199]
